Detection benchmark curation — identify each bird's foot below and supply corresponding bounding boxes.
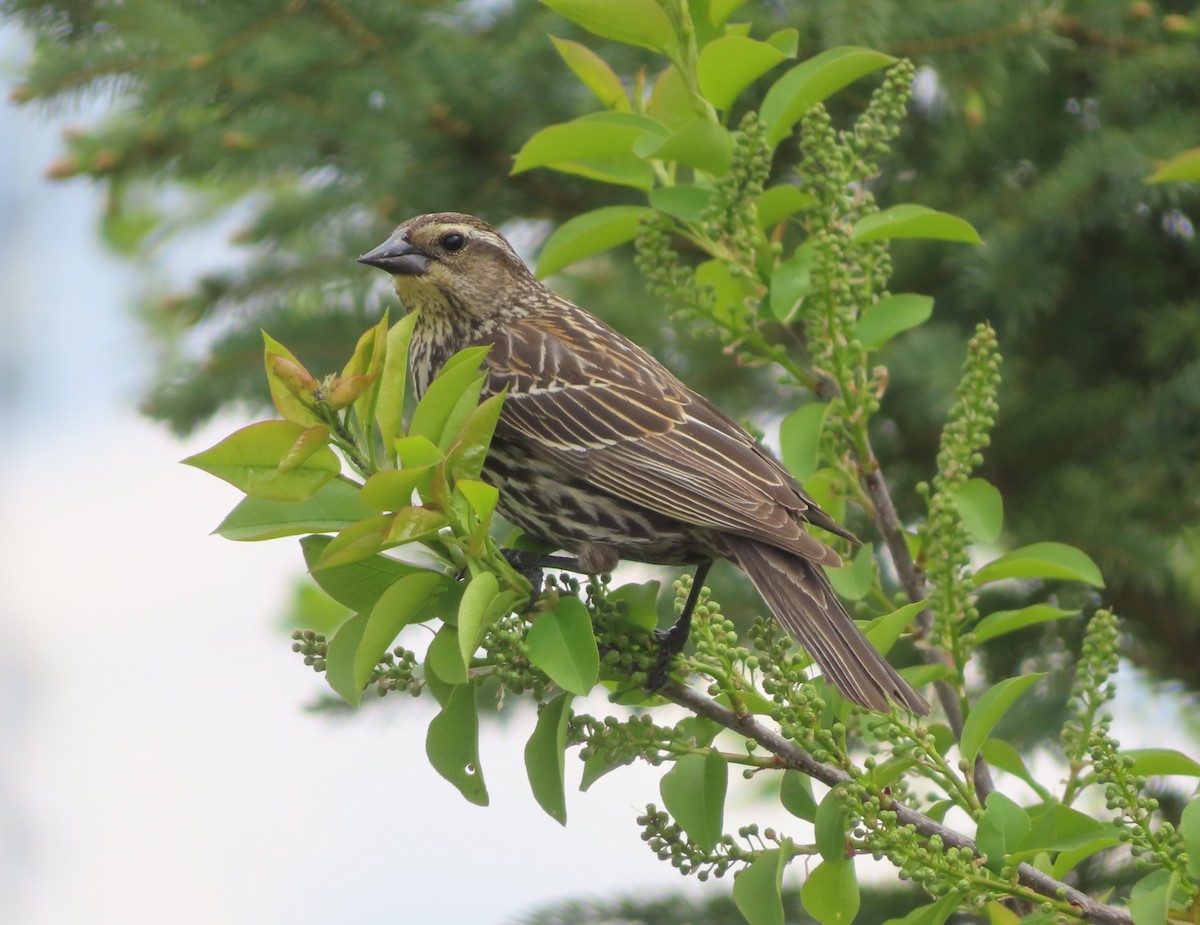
[644,561,712,693]
[646,622,689,692]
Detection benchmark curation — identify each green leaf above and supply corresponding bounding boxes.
[985,901,1023,925]
[1148,147,1200,183]
[973,605,1078,645]
[882,896,960,925]
[767,242,814,323]
[814,788,850,862]
[536,206,655,277]
[300,534,443,614]
[384,505,449,545]
[376,312,417,465]
[409,345,490,446]
[863,756,918,790]
[549,36,629,111]
[606,580,661,632]
[360,468,429,513]
[446,392,506,480]
[393,434,445,469]
[1125,748,1200,778]
[313,514,391,568]
[262,332,321,427]
[182,420,339,502]
[980,739,1053,801]
[779,769,817,821]
[513,114,667,175]
[324,611,368,705]
[426,680,488,805]
[801,859,859,925]
[973,542,1105,588]
[709,0,749,26]
[765,27,799,56]
[696,258,757,324]
[526,596,600,695]
[697,36,789,112]
[1180,797,1200,877]
[762,47,896,146]
[540,0,674,53]
[457,571,500,669]
[855,293,934,351]
[649,184,714,223]
[426,623,468,685]
[649,64,695,129]
[634,118,734,176]
[555,154,659,190]
[457,479,499,525]
[275,424,334,477]
[525,691,573,825]
[863,600,926,657]
[756,184,813,228]
[959,673,1045,765]
[580,749,634,792]
[799,468,845,524]
[675,714,721,751]
[214,477,374,540]
[976,792,1031,872]
[341,311,389,429]
[1018,803,1107,854]
[733,845,790,925]
[948,477,1004,543]
[825,545,875,601]
[1129,872,1177,925]
[714,688,776,716]
[660,751,727,851]
[1050,833,1123,879]
[780,401,828,481]
[348,572,449,705]
[852,205,982,244]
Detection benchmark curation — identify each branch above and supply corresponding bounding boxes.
[661,680,1133,925]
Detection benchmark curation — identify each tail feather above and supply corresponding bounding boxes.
[721,536,930,714]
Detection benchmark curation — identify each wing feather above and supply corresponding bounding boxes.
[480,307,852,557]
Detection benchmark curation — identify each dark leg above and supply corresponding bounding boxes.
[502,549,590,612]
[647,560,712,692]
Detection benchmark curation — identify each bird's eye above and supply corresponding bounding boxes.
[440,232,466,253]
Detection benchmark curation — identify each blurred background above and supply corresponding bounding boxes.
[2,1,1199,923]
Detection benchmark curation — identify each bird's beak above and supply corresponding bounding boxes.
[357,229,431,276]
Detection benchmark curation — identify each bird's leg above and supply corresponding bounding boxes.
[502,549,589,612]
[647,560,712,692]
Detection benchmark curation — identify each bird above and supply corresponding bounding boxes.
[357,212,930,715]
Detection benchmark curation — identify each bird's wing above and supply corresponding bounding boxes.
[480,308,851,558]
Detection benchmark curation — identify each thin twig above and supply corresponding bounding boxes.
[661,681,1133,925]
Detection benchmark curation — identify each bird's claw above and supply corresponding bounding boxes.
[645,625,685,693]
[502,549,545,614]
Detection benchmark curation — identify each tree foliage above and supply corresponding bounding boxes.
[171,4,1200,924]
[5,0,1199,688]
[6,1,1200,923]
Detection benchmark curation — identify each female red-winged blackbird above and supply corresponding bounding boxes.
[359,212,929,714]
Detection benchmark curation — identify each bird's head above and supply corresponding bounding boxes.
[357,212,534,318]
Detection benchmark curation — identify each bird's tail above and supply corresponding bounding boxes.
[719,536,930,714]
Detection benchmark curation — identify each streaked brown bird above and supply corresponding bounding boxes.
[358,212,929,714]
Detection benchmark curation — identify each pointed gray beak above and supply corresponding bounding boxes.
[357,228,432,276]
